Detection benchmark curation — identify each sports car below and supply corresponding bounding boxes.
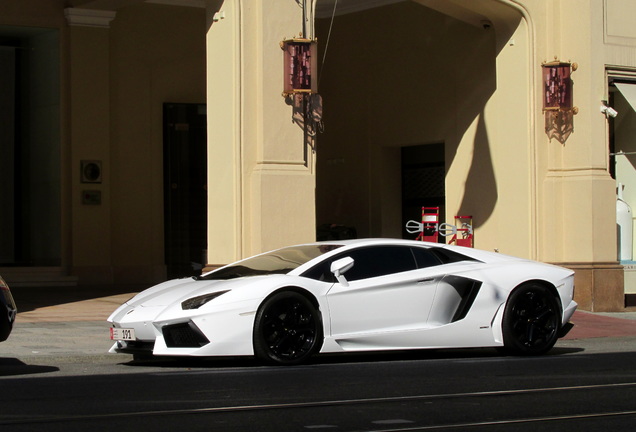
[108,239,577,365]
[0,275,17,342]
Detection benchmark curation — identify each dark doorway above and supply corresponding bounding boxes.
[401,144,445,240]
[0,27,61,266]
[163,103,207,279]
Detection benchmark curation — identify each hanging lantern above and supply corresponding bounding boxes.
[281,38,317,96]
[542,59,578,143]
[542,59,578,112]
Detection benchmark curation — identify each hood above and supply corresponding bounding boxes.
[127,278,227,308]
[126,275,287,309]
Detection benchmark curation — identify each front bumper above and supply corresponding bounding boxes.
[109,301,258,357]
[110,340,155,356]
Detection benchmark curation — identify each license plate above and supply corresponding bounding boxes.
[110,327,136,341]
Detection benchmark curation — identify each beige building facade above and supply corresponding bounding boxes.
[0,0,635,311]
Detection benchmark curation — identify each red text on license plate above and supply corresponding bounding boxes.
[110,328,136,341]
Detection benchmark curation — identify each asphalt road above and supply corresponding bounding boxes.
[1,302,636,431]
[2,342,636,431]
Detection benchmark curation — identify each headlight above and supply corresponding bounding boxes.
[181,290,230,310]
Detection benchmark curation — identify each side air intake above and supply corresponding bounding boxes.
[162,321,210,348]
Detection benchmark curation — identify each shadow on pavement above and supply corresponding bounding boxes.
[117,345,586,370]
[10,285,144,313]
[0,357,59,377]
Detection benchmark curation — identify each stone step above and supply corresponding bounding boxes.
[0,268,78,287]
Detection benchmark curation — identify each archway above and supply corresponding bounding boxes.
[314,0,532,256]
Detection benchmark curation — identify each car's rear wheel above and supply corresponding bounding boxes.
[502,283,560,355]
[253,291,323,365]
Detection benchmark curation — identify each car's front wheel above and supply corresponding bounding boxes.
[502,283,561,355]
[253,291,323,365]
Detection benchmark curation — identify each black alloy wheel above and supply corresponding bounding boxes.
[502,283,561,355]
[253,291,323,365]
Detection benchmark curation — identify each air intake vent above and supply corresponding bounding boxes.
[163,322,210,348]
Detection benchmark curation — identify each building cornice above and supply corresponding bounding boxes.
[146,0,205,7]
[64,8,117,28]
[315,0,405,18]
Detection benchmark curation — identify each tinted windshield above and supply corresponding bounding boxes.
[199,244,342,280]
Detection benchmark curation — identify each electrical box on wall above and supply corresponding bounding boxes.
[81,160,102,183]
[82,190,101,205]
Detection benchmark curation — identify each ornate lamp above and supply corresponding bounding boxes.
[542,58,578,143]
[281,38,317,96]
[542,59,578,114]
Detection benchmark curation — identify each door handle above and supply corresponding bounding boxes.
[417,278,435,284]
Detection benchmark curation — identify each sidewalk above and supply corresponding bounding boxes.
[10,285,142,323]
[1,286,142,360]
[1,285,636,360]
[564,310,636,339]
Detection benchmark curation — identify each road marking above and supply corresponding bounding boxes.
[2,381,636,426]
[361,410,636,431]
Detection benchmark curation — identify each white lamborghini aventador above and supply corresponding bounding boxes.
[108,239,577,365]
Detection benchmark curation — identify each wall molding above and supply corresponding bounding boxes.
[64,8,117,28]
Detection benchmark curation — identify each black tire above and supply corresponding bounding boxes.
[253,291,323,365]
[502,283,561,355]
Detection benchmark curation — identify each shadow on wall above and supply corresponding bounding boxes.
[205,0,224,30]
[457,113,497,230]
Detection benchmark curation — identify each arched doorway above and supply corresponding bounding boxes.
[314,0,532,257]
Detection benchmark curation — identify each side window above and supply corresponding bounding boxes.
[429,248,480,264]
[301,246,418,282]
[343,246,417,281]
[301,260,336,283]
[410,247,443,268]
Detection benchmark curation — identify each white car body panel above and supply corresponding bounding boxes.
[107,239,577,360]
[326,268,439,337]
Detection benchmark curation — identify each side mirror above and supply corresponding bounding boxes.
[330,256,354,286]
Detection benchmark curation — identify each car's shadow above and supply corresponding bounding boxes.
[120,346,585,369]
[0,357,59,377]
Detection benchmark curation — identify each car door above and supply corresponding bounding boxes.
[325,246,446,341]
